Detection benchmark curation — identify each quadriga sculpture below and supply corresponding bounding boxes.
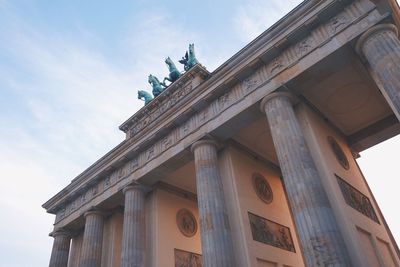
[137,90,153,105]
[163,57,181,85]
[179,43,199,71]
[148,74,166,97]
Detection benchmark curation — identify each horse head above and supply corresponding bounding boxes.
[165,57,172,66]
[138,90,144,99]
[148,74,155,85]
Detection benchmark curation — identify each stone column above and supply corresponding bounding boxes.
[120,184,147,267]
[191,140,235,267]
[356,24,400,121]
[260,92,351,266]
[49,229,71,267]
[79,210,105,267]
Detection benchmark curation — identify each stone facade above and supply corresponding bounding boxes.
[43,0,400,266]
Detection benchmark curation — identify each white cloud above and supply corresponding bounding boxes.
[233,0,303,42]
[0,6,198,267]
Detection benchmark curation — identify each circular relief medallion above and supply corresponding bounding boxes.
[176,209,197,237]
[252,173,273,204]
[327,136,349,170]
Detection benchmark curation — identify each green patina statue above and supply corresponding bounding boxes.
[179,43,199,71]
[138,43,201,107]
[163,57,181,85]
[138,90,153,105]
[148,74,166,97]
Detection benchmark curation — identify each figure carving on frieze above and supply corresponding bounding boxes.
[179,43,199,71]
[163,57,181,86]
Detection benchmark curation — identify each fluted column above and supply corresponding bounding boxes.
[260,92,351,266]
[356,24,400,121]
[79,210,105,267]
[191,140,235,267]
[49,229,71,267]
[120,184,147,267]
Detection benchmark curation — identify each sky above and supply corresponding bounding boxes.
[0,1,399,266]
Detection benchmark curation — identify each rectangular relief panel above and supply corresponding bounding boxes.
[174,248,203,267]
[336,174,379,223]
[248,212,295,252]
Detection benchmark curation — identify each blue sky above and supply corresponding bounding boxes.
[0,1,399,266]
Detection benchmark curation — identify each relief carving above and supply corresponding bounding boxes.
[327,136,349,170]
[174,249,202,267]
[162,134,173,150]
[197,108,209,124]
[336,175,379,223]
[147,146,155,160]
[248,212,295,252]
[252,173,273,204]
[105,177,110,187]
[329,13,349,34]
[181,120,191,136]
[130,157,139,171]
[269,56,285,74]
[176,209,197,237]
[296,37,313,58]
[242,76,259,93]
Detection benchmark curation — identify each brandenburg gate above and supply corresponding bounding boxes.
[43,0,400,266]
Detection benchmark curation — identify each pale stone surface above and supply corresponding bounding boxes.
[120,184,147,267]
[68,232,83,267]
[79,210,105,267]
[49,229,71,267]
[101,211,123,267]
[151,189,201,267]
[191,140,236,267]
[260,92,351,266]
[218,145,306,267]
[356,24,400,121]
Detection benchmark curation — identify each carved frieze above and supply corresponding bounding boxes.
[248,212,295,252]
[175,249,202,267]
[336,175,379,223]
[327,136,349,170]
[252,173,273,204]
[176,209,197,237]
[269,56,286,75]
[243,76,260,93]
[329,13,350,34]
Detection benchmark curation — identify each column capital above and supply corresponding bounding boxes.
[355,23,398,55]
[122,182,151,195]
[190,138,219,153]
[260,91,296,113]
[50,228,72,238]
[83,208,105,218]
